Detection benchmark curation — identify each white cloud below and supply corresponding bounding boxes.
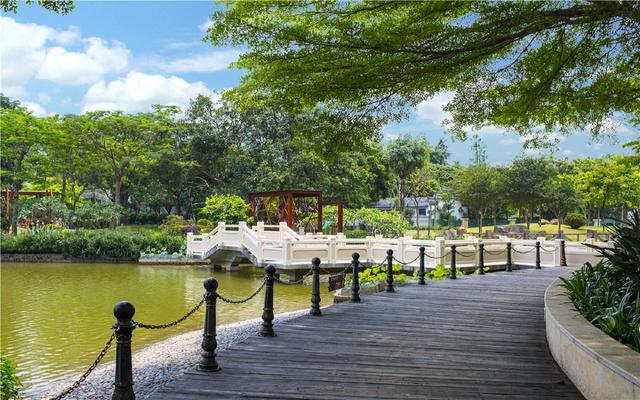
[498,139,518,145]
[561,150,573,156]
[161,50,241,73]
[21,101,46,117]
[415,92,455,124]
[199,19,213,32]
[36,38,130,85]
[0,17,129,95]
[82,71,209,113]
[524,149,541,156]
[589,143,603,150]
[37,92,51,105]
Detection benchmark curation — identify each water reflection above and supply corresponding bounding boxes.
[1,263,327,399]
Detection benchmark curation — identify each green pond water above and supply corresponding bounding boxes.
[1,262,328,399]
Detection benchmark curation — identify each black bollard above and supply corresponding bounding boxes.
[386,249,395,292]
[112,301,136,400]
[418,246,426,285]
[478,243,485,275]
[350,253,361,302]
[535,241,541,269]
[449,244,457,279]
[506,242,513,272]
[310,257,322,315]
[198,278,221,372]
[560,239,567,267]
[260,265,276,337]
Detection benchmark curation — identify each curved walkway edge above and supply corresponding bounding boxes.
[150,267,584,400]
[545,273,640,400]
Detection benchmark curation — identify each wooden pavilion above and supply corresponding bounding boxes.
[247,190,344,233]
[2,188,58,217]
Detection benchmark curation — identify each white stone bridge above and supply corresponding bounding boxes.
[186,221,610,279]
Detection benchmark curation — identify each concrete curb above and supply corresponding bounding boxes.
[545,272,640,400]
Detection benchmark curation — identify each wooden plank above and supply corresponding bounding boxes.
[148,267,584,400]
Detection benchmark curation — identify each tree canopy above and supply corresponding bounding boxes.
[206,1,639,156]
[1,0,74,14]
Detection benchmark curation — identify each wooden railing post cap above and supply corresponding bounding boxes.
[204,277,218,292]
[113,301,135,321]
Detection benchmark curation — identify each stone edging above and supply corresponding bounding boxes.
[1,253,138,263]
[545,272,640,400]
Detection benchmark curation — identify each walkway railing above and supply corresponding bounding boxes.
[187,222,611,269]
[45,236,599,400]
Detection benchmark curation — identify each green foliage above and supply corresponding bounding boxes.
[196,218,211,227]
[344,229,367,239]
[1,217,10,233]
[158,214,186,235]
[201,194,249,225]
[325,206,411,238]
[0,229,185,259]
[1,353,23,400]
[181,225,202,235]
[560,210,640,352]
[564,213,587,229]
[70,203,124,229]
[206,2,637,155]
[346,264,409,287]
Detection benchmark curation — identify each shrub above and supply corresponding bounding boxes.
[559,210,640,352]
[200,194,249,225]
[1,217,10,233]
[345,229,367,239]
[564,213,587,229]
[1,353,23,400]
[157,214,169,224]
[158,214,185,235]
[194,207,205,221]
[181,225,202,235]
[196,219,211,227]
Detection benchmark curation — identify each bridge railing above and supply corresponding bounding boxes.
[188,222,610,269]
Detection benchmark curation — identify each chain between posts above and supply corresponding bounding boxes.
[511,246,536,254]
[454,249,479,258]
[484,247,509,256]
[218,279,267,303]
[274,268,314,285]
[48,326,119,400]
[134,295,209,329]
[319,263,353,276]
[392,255,420,265]
[540,245,559,252]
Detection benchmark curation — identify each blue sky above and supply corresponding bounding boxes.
[1,1,637,165]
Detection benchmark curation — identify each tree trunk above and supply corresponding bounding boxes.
[399,174,405,220]
[111,174,122,230]
[415,204,420,237]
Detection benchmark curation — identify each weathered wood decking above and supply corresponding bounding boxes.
[150,267,585,400]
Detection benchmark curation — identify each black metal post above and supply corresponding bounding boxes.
[478,243,485,275]
[260,265,276,337]
[535,241,541,269]
[449,244,457,279]
[386,249,395,292]
[350,252,361,302]
[560,239,567,267]
[198,278,221,372]
[506,242,513,272]
[112,301,136,400]
[310,257,322,315]
[418,246,426,285]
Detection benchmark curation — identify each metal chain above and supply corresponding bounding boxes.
[512,246,536,254]
[540,246,559,252]
[392,255,420,265]
[134,295,208,329]
[454,249,479,258]
[48,326,118,400]
[424,252,448,260]
[484,247,509,256]
[320,263,358,276]
[275,268,314,285]
[218,279,267,304]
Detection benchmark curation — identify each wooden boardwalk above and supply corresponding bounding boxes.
[150,267,585,400]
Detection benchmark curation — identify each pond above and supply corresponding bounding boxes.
[1,262,328,399]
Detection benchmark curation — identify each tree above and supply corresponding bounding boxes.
[63,106,179,228]
[405,166,439,237]
[386,134,430,220]
[1,0,74,14]
[505,156,554,229]
[430,138,451,165]
[448,165,497,233]
[469,134,488,166]
[544,174,582,231]
[0,106,53,235]
[206,1,639,156]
